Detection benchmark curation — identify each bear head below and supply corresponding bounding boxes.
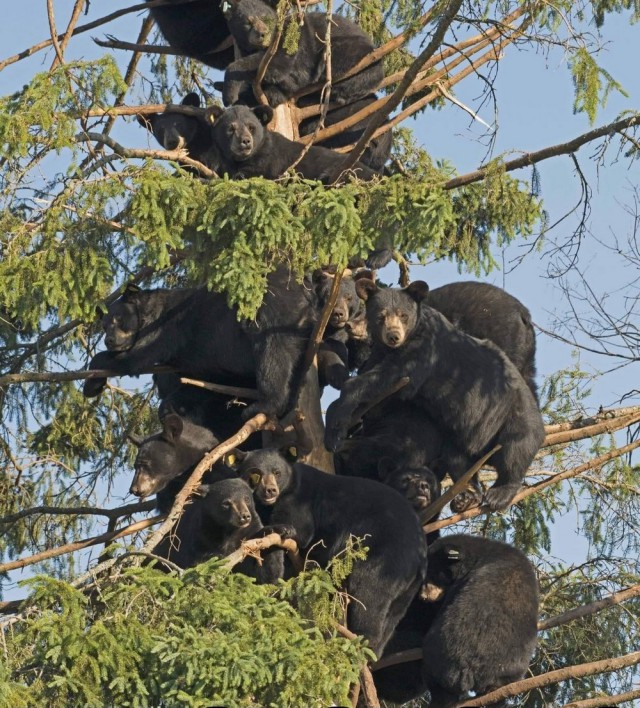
[356,279,430,349]
[224,447,294,506]
[198,478,257,529]
[206,104,274,163]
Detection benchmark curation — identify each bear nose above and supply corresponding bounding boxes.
[240,134,252,148]
[129,481,141,496]
[264,485,278,498]
[418,480,429,493]
[105,335,116,347]
[387,332,400,345]
[240,510,251,523]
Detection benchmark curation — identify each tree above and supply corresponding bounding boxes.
[0,0,638,705]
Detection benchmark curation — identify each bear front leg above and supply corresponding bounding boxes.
[82,351,117,398]
[222,54,263,106]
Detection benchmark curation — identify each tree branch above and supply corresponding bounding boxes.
[0,499,155,526]
[76,131,217,177]
[335,0,463,174]
[561,689,640,708]
[443,114,640,191]
[539,583,640,631]
[454,652,640,707]
[0,0,205,73]
[222,532,303,573]
[424,438,640,533]
[0,516,163,574]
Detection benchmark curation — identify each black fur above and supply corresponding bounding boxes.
[147,0,235,69]
[83,267,317,421]
[152,477,283,582]
[221,0,383,107]
[137,93,220,170]
[427,281,538,401]
[228,448,428,656]
[299,95,392,173]
[325,280,545,512]
[422,534,539,707]
[206,104,376,184]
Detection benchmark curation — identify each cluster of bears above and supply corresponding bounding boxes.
[84,263,543,705]
[80,3,546,703]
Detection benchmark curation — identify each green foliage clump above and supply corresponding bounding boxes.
[569,47,628,124]
[1,559,369,708]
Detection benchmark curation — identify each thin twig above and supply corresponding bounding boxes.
[51,0,86,71]
[0,499,154,526]
[179,377,258,400]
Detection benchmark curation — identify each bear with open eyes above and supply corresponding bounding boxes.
[206,104,377,184]
[225,447,428,657]
[152,477,284,582]
[137,93,220,171]
[325,279,545,512]
[221,0,383,108]
[82,266,319,421]
[421,534,539,707]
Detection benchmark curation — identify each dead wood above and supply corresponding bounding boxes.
[222,532,303,573]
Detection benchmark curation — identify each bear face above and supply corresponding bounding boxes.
[138,93,202,151]
[356,279,430,349]
[101,292,140,353]
[221,0,274,52]
[199,478,257,529]
[228,448,293,506]
[208,104,273,164]
[313,270,362,331]
[129,414,219,500]
[378,460,441,513]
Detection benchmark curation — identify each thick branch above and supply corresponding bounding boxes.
[443,114,640,191]
[454,652,640,707]
[539,583,640,631]
[544,406,640,434]
[336,0,464,174]
[0,516,163,574]
[543,411,640,448]
[424,438,640,533]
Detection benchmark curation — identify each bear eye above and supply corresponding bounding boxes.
[400,313,409,322]
[222,500,232,509]
[272,468,280,477]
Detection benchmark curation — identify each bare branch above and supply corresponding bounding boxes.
[179,377,258,400]
[222,532,303,572]
[50,0,86,71]
[561,689,640,708]
[93,36,190,56]
[424,438,640,533]
[539,583,640,631]
[443,114,640,191]
[0,516,163,574]
[336,0,465,174]
[454,652,640,707]
[0,500,155,526]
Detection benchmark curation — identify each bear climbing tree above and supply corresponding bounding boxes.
[0,0,638,706]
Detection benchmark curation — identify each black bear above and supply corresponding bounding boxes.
[152,477,284,582]
[325,279,545,512]
[82,266,318,421]
[137,92,220,170]
[147,0,235,69]
[221,0,383,107]
[378,458,442,544]
[299,95,392,173]
[426,281,538,400]
[226,448,428,656]
[129,413,230,512]
[421,534,539,707]
[206,104,376,184]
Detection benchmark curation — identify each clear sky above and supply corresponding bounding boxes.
[1,2,638,574]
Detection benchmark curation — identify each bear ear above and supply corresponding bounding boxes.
[253,105,274,126]
[220,0,235,16]
[223,448,247,469]
[377,457,398,481]
[161,413,183,444]
[355,278,378,302]
[279,445,298,463]
[445,546,462,562]
[205,105,225,125]
[312,269,331,285]
[353,269,373,282]
[127,433,144,448]
[122,282,141,301]
[95,303,107,319]
[196,483,212,496]
[136,112,155,129]
[182,92,200,107]
[405,280,429,303]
